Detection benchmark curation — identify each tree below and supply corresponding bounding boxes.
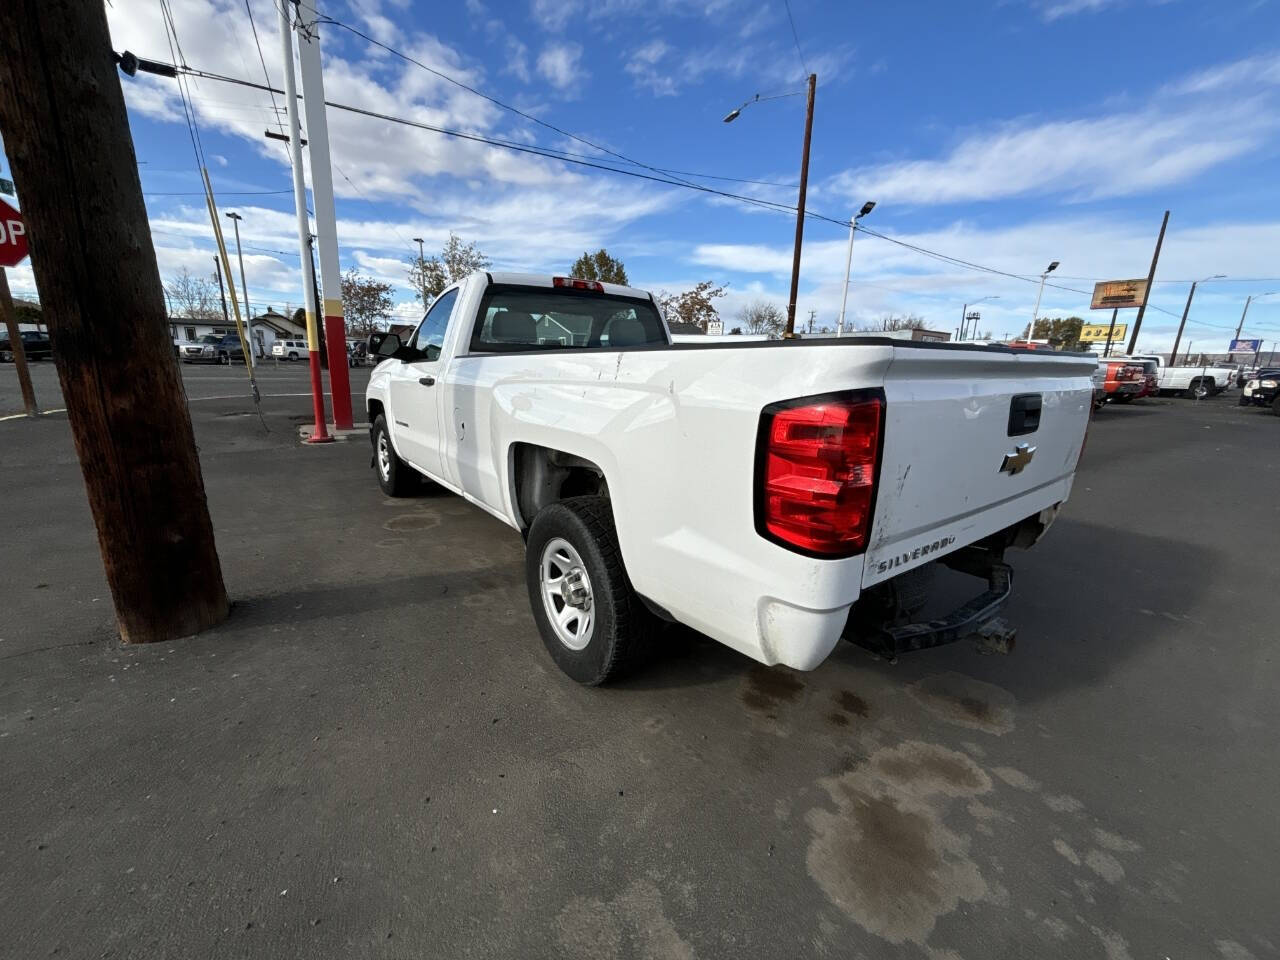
[1024,316,1083,350]
[656,281,727,332]
[737,299,785,337]
[861,313,926,332]
[407,233,491,305]
[569,249,629,285]
[164,267,221,321]
[341,268,393,337]
[728,326,743,335]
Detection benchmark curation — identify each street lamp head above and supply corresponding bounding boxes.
[857,201,876,219]
[722,108,741,123]
[225,211,242,221]
[1046,261,1059,273]
[412,237,424,244]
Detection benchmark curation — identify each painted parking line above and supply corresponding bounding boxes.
[186,391,367,402]
[0,408,66,422]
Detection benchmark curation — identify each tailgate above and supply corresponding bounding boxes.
[863,347,1093,587]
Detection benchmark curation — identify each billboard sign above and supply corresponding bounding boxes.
[1079,323,1129,343]
[1230,339,1262,352]
[1090,279,1148,310]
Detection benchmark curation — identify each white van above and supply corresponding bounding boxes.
[271,339,309,361]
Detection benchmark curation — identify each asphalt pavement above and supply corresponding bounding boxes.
[1,365,1277,960]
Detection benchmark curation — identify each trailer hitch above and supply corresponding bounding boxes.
[846,548,1016,661]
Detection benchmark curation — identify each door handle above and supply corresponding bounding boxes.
[418,375,436,386]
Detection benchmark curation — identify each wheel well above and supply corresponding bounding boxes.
[511,443,609,531]
[367,398,385,422]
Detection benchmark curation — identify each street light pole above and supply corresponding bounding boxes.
[412,236,427,307]
[1031,260,1059,327]
[836,201,875,337]
[224,211,255,366]
[784,73,817,337]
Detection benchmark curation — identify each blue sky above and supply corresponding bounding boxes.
[7,0,1280,349]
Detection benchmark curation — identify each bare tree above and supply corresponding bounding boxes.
[341,268,394,337]
[656,281,727,331]
[860,313,926,332]
[164,268,220,320]
[407,233,491,305]
[737,298,785,336]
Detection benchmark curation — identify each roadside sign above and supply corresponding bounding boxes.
[1230,338,1261,352]
[0,198,28,267]
[1079,322,1129,343]
[1090,279,1148,310]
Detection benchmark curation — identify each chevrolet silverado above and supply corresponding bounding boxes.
[366,273,1094,685]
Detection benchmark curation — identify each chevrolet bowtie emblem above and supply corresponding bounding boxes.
[1000,442,1036,475]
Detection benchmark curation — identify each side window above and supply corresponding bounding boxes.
[411,288,460,361]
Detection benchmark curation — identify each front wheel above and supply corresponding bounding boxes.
[525,496,656,685]
[372,414,417,497]
[288,351,299,361]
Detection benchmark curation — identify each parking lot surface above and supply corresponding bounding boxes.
[1,366,1277,959]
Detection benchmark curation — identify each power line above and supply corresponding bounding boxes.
[781,0,809,77]
[244,0,284,135]
[145,188,294,197]
[135,59,1276,321]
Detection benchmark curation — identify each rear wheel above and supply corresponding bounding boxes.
[372,414,416,497]
[1184,379,1207,400]
[288,351,299,361]
[525,496,656,685]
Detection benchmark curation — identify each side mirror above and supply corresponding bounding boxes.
[371,332,401,358]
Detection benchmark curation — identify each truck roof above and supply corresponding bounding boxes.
[482,272,654,302]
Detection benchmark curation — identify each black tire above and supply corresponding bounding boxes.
[218,352,230,365]
[525,496,656,685]
[288,351,299,361]
[1184,379,1206,400]
[372,414,417,497]
[1272,396,1280,417]
[1239,395,1250,406]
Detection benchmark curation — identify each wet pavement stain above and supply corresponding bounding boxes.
[805,741,991,946]
[741,664,805,713]
[826,711,850,728]
[835,690,870,718]
[906,673,1016,735]
[382,511,442,532]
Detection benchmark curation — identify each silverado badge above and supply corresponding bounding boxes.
[1000,442,1036,476]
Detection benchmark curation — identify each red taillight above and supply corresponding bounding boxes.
[552,276,605,292]
[757,393,883,557]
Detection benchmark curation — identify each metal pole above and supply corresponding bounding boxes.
[1168,282,1197,373]
[1235,295,1253,342]
[1184,341,1192,365]
[1103,308,1118,357]
[836,217,855,337]
[413,237,427,307]
[959,303,968,341]
[278,0,330,441]
[784,73,817,338]
[213,256,230,325]
[0,268,38,415]
[1032,274,1047,326]
[1125,209,1170,354]
[296,0,353,429]
[228,215,255,366]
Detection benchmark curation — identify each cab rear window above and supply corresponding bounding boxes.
[469,284,666,353]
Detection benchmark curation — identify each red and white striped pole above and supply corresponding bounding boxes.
[297,0,353,431]
[278,0,330,442]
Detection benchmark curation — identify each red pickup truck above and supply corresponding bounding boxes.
[1101,359,1145,403]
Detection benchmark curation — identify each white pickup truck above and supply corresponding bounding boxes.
[1124,353,1235,398]
[366,273,1094,685]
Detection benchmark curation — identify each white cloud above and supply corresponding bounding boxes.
[536,42,586,92]
[828,53,1280,207]
[1036,0,1119,21]
[503,37,531,84]
[624,40,677,97]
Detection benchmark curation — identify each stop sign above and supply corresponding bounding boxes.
[0,197,28,268]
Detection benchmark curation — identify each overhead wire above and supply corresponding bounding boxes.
[781,0,809,77]
[138,56,1276,331]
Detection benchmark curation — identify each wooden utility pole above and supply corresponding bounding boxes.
[1125,210,1169,354]
[0,0,228,642]
[785,73,817,338]
[0,269,38,415]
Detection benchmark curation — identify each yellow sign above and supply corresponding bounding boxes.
[1091,279,1148,310]
[1079,323,1128,343]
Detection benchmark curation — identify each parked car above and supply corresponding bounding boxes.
[1100,359,1145,402]
[272,338,309,361]
[179,333,243,364]
[1239,369,1280,406]
[0,330,52,362]
[1126,354,1235,398]
[1240,372,1280,412]
[365,272,1094,685]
